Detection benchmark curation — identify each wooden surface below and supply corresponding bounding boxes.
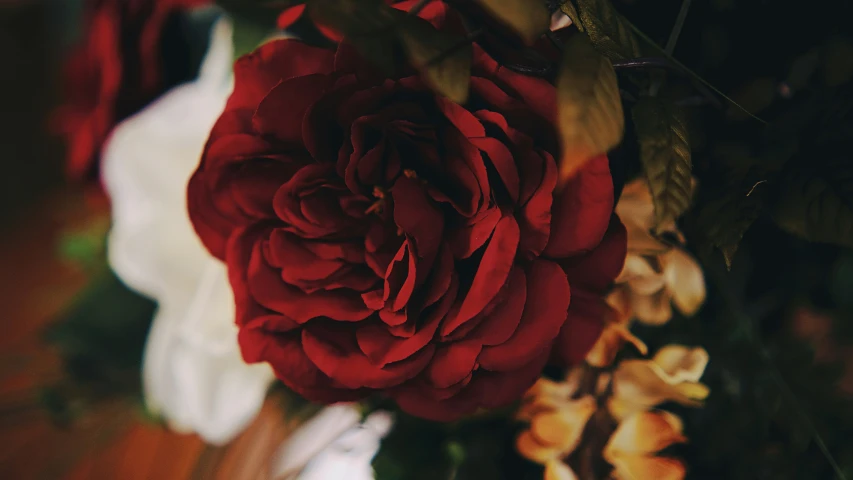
[0,189,291,479]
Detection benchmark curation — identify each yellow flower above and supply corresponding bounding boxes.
[614,179,706,325]
[544,459,579,480]
[517,377,578,422]
[516,395,597,464]
[609,345,710,420]
[585,302,648,367]
[603,410,688,480]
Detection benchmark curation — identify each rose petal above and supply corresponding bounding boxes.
[228,39,334,112]
[552,289,608,367]
[559,216,627,291]
[441,215,520,337]
[470,137,520,203]
[544,155,614,258]
[302,325,434,389]
[426,341,483,389]
[517,149,557,256]
[382,242,417,311]
[423,245,455,306]
[447,206,502,259]
[356,276,457,366]
[277,4,306,29]
[238,327,365,403]
[248,240,373,322]
[393,349,549,421]
[478,259,569,371]
[253,74,333,145]
[392,176,444,276]
[466,266,526,346]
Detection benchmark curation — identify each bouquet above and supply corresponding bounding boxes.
[43,0,853,478]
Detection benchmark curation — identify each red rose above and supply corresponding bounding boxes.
[188,1,626,420]
[53,0,207,179]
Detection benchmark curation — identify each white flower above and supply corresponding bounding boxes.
[102,17,274,445]
[270,404,393,480]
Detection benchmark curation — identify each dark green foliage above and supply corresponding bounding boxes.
[41,271,156,424]
[372,410,544,480]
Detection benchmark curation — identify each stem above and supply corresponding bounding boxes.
[665,0,692,55]
[611,57,722,107]
[650,0,692,96]
[612,57,673,70]
[571,408,617,480]
[626,20,767,123]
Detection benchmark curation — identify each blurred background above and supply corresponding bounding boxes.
[0,1,292,478]
[1,0,853,478]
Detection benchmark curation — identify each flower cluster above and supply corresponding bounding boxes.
[609,179,705,326]
[515,177,709,480]
[516,346,708,480]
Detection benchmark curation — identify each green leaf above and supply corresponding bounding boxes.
[632,96,693,230]
[372,414,453,480]
[309,0,389,35]
[393,11,472,103]
[822,35,853,87]
[556,32,624,185]
[474,0,550,45]
[309,0,399,73]
[559,1,582,32]
[687,176,768,268]
[772,158,853,248]
[727,77,777,121]
[231,14,273,59]
[46,271,157,384]
[571,0,642,61]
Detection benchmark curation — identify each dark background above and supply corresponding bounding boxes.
[0,0,65,229]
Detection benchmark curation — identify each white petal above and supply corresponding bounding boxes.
[550,11,573,31]
[196,16,235,91]
[652,345,709,383]
[545,460,579,480]
[662,249,706,316]
[616,179,656,234]
[142,260,273,444]
[631,290,673,325]
[104,17,272,444]
[271,407,392,480]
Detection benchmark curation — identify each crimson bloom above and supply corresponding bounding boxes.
[54,0,208,179]
[188,0,625,420]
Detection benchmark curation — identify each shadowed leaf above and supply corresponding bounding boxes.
[772,158,853,248]
[632,96,693,230]
[474,0,550,44]
[570,0,642,61]
[393,11,472,103]
[556,32,624,186]
[687,176,768,268]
